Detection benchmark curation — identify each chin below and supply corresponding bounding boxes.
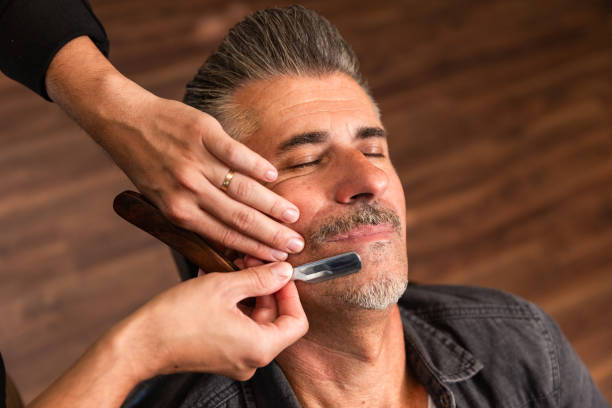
[296,239,409,311]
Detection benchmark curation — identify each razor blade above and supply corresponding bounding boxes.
[292,251,361,283]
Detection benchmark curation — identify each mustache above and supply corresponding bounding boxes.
[308,203,401,247]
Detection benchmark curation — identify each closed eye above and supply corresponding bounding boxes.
[286,159,321,170]
[284,151,384,171]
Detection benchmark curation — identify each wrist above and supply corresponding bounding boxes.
[102,308,161,384]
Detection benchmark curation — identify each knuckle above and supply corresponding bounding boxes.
[299,317,310,336]
[219,229,241,248]
[185,116,205,138]
[270,228,287,248]
[246,343,271,368]
[164,200,192,227]
[222,141,240,164]
[233,178,253,200]
[175,166,201,194]
[252,354,270,369]
[268,198,285,218]
[234,368,256,381]
[258,346,276,367]
[232,209,256,231]
[249,267,271,292]
[245,241,269,260]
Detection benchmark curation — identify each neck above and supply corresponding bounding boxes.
[276,304,421,408]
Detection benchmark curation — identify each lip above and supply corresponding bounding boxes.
[326,224,397,243]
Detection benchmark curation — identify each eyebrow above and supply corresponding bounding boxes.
[277,131,328,155]
[276,126,386,155]
[357,126,386,139]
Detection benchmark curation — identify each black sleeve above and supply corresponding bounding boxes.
[0,0,109,101]
[1,352,6,408]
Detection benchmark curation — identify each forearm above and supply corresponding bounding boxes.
[28,313,153,408]
[44,35,167,190]
[45,35,155,147]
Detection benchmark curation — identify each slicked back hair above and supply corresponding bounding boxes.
[183,5,373,140]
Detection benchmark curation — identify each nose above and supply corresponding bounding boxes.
[334,149,389,204]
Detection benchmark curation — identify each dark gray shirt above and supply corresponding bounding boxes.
[123,284,609,408]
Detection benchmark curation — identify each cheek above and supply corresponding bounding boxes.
[274,181,329,266]
[273,181,320,234]
[388,173,407,225]
[393,179,406,212]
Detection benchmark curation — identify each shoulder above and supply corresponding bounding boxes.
[398,283,558,371]
[399,283,561,381]
[399,284,607,407]
[399,283,559,332]
[398,283,570,372]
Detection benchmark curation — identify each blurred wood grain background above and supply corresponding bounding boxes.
[1,0,610,403]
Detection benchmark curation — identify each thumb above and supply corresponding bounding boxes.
[226,262,293,302]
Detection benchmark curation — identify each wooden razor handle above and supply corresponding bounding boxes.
[113,190,238,274]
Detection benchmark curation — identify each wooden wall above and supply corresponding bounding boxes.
[0,0,610,403]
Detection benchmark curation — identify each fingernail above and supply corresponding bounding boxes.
[282,207,299,223]
[265,169,278,182]
[271,249,288,261]
[271,262,293,279]
[286,237,304,253]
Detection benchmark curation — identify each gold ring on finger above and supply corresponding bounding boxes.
[220,169,235,192]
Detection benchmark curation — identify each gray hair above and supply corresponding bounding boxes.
[183,5,372,140]
[339,276,408,310]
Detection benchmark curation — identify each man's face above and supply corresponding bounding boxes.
[235,73,408,310]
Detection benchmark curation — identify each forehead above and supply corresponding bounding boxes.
[233,74,381,157]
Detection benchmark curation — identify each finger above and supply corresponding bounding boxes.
[165,199,289,262]
[186,151,303,255]
[251,294,278,323]
[233,258,246,269]
[197,184,304,255]
[223,172,300,224]
[274,281,305,321]
[203,130,279,183]
[197,155,303,249]
[246,255,277,321]
[227,262,293,302]
[202,157,298,224]
[259,282,308,349]
[244,256,264,268]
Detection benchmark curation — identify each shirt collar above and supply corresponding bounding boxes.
[399,307,483,408]
[249,306,483,408]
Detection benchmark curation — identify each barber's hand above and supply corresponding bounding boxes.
[45,36,304,262]
[128,262,308,381]
[106,97,304,262]
[27,262,307,408]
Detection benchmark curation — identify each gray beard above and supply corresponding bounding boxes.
[338,275,408,310]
